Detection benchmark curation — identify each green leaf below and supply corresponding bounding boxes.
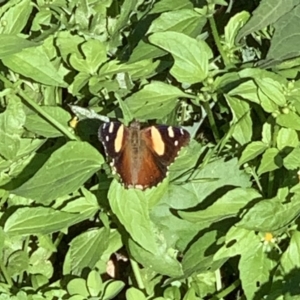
[148,9,206,37]
[0,0,33,34]
[149,31,212,84]
[87,270,102,297]
[224,11,250,49]
[67,278,89,297]
[11,142,103,203]
[126,81,191,119]
[258,88,278,113]
[108,181,160,254]
[25,106,71,138]
[238,192,300,232]
[182,231,225,276]
[225,95,252,145]
[255,78,286,106]
[257,148,282,175]
[267,3,300,61]
[283,147,300,170]
[0,34,38,58]
[236,0,298,41]
[126,287,147,300]
[277,128,298,150]
[102,280,125,300]
[239,243,275,299]
[2,46,67,87]
[179,188,261,224]
[276,111,300,131]
[239,141,269,165]
[0,95,26,135]
[7,250,29,277]
[281,230,300,274]
[68,228,110,275]
[128,238,183,278]
[214,226,258,260]
[150,0,193,14]
[4,207,91,235]
[228,80,260,104]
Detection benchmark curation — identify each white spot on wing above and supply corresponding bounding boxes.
[168,126,175,138]
[174,140,178,146]
[180,128,184,135]
[135,184,144,190]
[105,136,109,142]
[109,122,114,133]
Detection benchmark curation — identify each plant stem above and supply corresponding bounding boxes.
[130,258,145,290]
[0,74,77,141]
[203,101,220,142]
[208,15,230,67]
[0,260,13,287]
[211,279,240,299]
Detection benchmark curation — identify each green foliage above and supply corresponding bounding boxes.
[1,0,300,299]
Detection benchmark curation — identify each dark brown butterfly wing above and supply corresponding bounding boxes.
[99,122,190,190]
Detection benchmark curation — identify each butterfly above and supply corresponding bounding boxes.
[98,120,190,190]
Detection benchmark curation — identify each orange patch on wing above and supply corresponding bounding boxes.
[150,126,165,156]
[114,124,124,153]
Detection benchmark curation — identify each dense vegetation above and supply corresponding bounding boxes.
[0,0,300,299]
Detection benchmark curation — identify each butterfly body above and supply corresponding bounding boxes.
[99,121,190,190]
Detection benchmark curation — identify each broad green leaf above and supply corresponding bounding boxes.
[69,228,110,275]
[67,278,89,297]
[6,250,29,277]
[87,270,102,297]
[262,122,272,145]
[277,128,298,151]
[82,39,107,73]
[0,132,20,161]
[225,95,252,145]
[150,0,193,13]
[0,34,38,58]
[126,287,147,300]
[228,80,260,104]
[239,141,269,165]
[0,96,26,135]
[2,46,67,87]
[224,11,250,49]
[102,280,125,300]
[4,207,92,235]
[281,230,300,273]
[238,192,300,232]
[151,158,251,251]
[0,0,32,34]
[236,0,298,41]
[29,248,53,278]
[182,231,225,276]
[267,3,300,61]
[179,188,261,224]
[257,148,282,175]
[258,88,278,113]
[108,181,160,254]
[25,106,71,138]
[128,238,183,278]
[148,9,206,37]
[149,32,212,84]
[283,147,300,170]
[214,226,258,260]
[255,78,286,106]
[276,111,300,130]
[126,81,191,119]
[239,243,275,299]
[12,142,103,203]
[56,31,85,62]
[0,97,25,160]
